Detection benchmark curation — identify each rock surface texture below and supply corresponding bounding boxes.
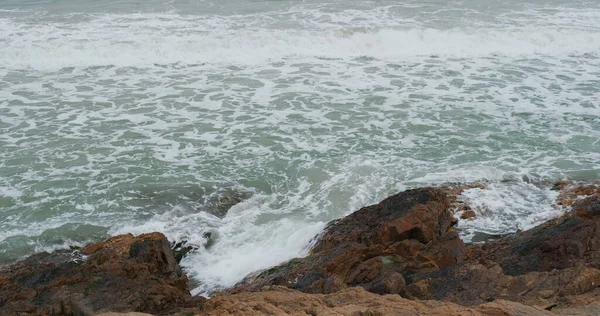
[205,286,552,316]
[0,233,196,315]
[231,188,466,295]
[2,182,600,315]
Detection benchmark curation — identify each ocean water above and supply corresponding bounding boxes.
[1,0,600,295]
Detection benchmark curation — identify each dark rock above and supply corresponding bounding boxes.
[171,239,200,264]
[230,187,466,295]
[468,197,600,276]
[4,182,600,315]
[405,184,600,309]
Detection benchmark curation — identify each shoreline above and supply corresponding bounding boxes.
[1,181,599,315]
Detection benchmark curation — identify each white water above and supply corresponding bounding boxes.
[455,182,562,242]
[1,0,600,296]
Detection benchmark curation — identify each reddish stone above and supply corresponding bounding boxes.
[0,233,197,315]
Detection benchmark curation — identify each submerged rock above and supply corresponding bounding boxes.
[208,189,252,218]
[171,240,199,264]
[170,232,215,264]
[460,210,477,220]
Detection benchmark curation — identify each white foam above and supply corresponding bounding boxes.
[183,218,325,296]
[1,0,599,295]
[0,187,22,199]
[108,194,325,296]
[455,181,563,242]
[1,11,600,70]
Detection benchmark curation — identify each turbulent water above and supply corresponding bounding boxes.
[1,0,600,295]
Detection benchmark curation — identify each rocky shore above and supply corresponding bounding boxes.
[1,181,600,315]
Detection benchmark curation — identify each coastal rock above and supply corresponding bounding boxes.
[231,188,466,294]
[0,233,196,315]
[205,286,552,316]
[3,182,600,315]
[406,185,600,309]
[96,313,154,316]
[439,183,485,220]
[554,181,600,207]
[229,183,600,313]
[468,194,600,275]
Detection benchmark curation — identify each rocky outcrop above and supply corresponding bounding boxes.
[405,185,600,311]
[227,183,600,314]
[3,182,600,315]
[231,188,466,295]
[0,233,197,315]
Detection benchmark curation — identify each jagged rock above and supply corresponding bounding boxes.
[171,239,201,263]
[439,183,486,220]
[405,185,600,309]
[228,183,600,313]
[230,188,466,295]
[208,189,252,217]
[0,233,196,315]
[468,195,600,276]
[96,313,154,316]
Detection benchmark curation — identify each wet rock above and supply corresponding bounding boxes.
[172,241,197,264]
[0,233,196,315]
[439,183,486,219]
[554,181,600,207]
[5,182,600,315]
[203,231,216,249]
[208,189,252,217]
[229,182,600,313]
[460,210,477,220]
[405,185,600,309]
[230,187,466,295]
[468,194,600,276]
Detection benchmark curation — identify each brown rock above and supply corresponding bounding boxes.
[405,185,600,309]
[205,286,552,316]
[461,210,477,220]
[554,181,600,207]
[96,313,154,316]
[312,187,456,252]
[5,182,600,316]
[230,188,465,295]
[439,183,486,220]
[0,233,196,315]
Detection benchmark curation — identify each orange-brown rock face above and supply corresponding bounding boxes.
[205,286,552,316]
[230,188,466,295]
[0,232,196,315]
[554,181,600,207]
